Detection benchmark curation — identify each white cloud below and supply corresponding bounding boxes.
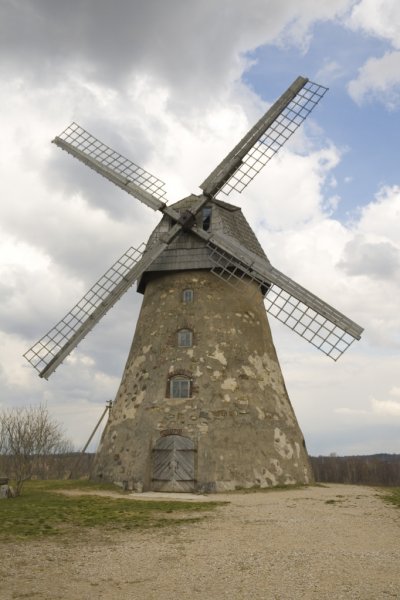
[315,60,346,84]
[256,182,400,351]
[335,407,368,415]
[348,51,400,107]
[371,397,400,416]
[335,388,400,419]
[335,394,400,418]
[346,0,400,106]
[243,143,342,231]
[1,0,400,457]
[348,0,400,47]
[355,185,400,245]
[0,333,43,393]
[338,234,400,279]
[1,237,50,272]
[0,0,354,110]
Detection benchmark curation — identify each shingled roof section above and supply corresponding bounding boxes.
[212,200,267,261]
[137,194,269,293]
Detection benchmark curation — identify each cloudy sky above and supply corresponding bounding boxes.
[1,0,399,456]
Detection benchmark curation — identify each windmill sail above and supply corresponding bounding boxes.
[200,77,328,198]
[24,244,146,378]
[25,74,364,381]
[24,224,183,378]
[22,74,366,494]
[53,123,167,211]
[206,241,363,360]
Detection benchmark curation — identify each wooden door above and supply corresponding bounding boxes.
[152,435,195,492]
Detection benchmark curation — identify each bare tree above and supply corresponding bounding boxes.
[0,404,73,495]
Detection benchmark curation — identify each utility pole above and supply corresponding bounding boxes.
[68,400,112,479]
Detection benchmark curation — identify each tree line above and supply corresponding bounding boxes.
[310,454,400,486]
[2,404,399,494]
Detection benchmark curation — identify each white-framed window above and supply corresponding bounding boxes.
[178,329,193,347]
[170,376,191,399]
[182,289,193,303]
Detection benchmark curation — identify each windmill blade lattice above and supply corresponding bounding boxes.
[24,244,147,378]
[201,78,328,198]
[263,284,356,360]
[24,218,184,379]
[53,123,167,209]
[24,74,364,380]
[206,242,362,360]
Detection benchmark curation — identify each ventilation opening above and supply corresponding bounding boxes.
[202,207,212,231]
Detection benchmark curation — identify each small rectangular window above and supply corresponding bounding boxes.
[178,329,192,347]
[183,289,193,303]
[170,378,191,398]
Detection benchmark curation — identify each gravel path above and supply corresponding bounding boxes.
[2,484,399,600]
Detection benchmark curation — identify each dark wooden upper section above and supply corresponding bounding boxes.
[137,195,268,293]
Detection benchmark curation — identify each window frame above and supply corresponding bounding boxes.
[169,376,192,399]
[177,328,193,348]
[182,288,194,303]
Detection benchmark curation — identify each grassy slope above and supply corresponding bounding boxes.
[0,480,224,540]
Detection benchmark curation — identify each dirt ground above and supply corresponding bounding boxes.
[1,484,399,600]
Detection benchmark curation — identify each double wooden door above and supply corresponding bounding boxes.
[152,435,195,492]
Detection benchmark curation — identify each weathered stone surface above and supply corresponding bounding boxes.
[93,269,313,491]
[0,484,15,499]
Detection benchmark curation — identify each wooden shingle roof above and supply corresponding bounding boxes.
[137,194,268,293]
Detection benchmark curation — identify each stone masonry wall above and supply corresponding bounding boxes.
[92,270,313,491]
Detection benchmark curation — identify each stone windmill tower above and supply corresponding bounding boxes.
[25,77,363,492]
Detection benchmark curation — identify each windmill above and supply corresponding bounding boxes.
[24,76,363,492]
